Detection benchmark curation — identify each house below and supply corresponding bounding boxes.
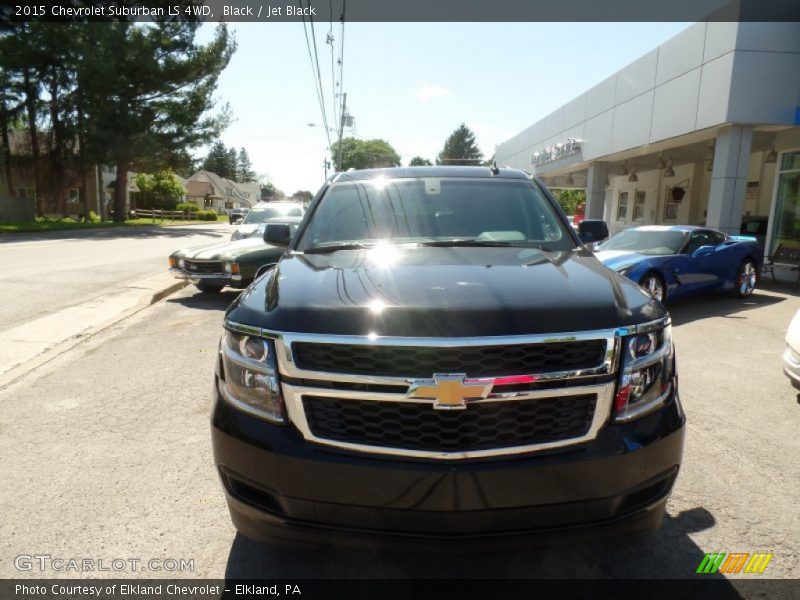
[184,170,257,213]
[0,130,102,221]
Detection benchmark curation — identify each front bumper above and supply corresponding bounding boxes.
[212,386,685,548]
[169,268,247,289]
[783,345,800,390]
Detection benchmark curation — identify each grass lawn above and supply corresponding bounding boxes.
[0,215,226,233]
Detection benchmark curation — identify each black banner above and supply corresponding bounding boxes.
[3,579,800,600]
[1,0,800,23]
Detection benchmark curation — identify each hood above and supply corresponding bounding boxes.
[178,237,268,261]
[595,249,651,271]
[233,224,260,237]
[227,246,664,337]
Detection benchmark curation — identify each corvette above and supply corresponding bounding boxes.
[596,225,763,303]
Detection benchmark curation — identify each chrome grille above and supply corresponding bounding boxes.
[292,339,606,378]
[184,260,223,274]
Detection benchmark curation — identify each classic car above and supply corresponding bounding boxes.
[230,201,305,241]
[596,225,763,302]
[169,216,301,293]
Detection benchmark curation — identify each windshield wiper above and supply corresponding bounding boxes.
[302,242,374,254]
[416,238,517,248]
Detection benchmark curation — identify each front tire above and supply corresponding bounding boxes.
[195,282,224,293]
[640,272,666,303]
[734,259,758,298]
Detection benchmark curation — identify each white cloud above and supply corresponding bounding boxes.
[415,80,452,102]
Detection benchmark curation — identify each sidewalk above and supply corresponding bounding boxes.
[0,272,188,388]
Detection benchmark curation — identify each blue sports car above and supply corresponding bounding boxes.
[596,225,763,303]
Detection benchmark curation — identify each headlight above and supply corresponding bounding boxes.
[614,264,635,276]
[223,262,232,274]
[218,329,285,424]
[613,322,675,422]
[178,258,185,269]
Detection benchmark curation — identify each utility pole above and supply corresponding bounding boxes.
[336,93,347,171]
[323,157,331,179]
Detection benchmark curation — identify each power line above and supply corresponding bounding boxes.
[307,2,332,147]
[298,0,332,150]
[327,0,339,133]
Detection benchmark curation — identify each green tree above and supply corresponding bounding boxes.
[409,156,432,166]
[80,22,235,221]
[260,181,285,201]
[202,141,233,178]
[236,147,255,182]
[136,169,185,210]
[330,137,401,171]
[292,190,313,202]
[437,123,483,166]
[551,188,586,215]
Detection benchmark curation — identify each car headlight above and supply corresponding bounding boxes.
[178,258,185,269]
[613,322,675,422]
[218,329,285,424]
[614,264,636,276]
[223,262,232,274]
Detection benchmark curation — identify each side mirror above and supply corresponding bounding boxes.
[692,245,715,258]
[578,219,609,244]
[254,263,276,280]
[264,223,292,247]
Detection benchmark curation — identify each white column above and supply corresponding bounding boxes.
[706,125,753,234]
[585,163,608,220]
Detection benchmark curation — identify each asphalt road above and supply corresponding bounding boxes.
[0,282,798,584]
[0,223,232,334]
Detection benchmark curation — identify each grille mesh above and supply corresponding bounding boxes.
[184,260,222,274]
[292,340,605,378]
[303,394,596,452]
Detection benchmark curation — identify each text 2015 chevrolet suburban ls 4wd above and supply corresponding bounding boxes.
[212,166,685,547]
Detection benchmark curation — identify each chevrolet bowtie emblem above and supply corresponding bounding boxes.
[406,373,492,410]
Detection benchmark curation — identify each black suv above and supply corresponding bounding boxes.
[212,167,684,547]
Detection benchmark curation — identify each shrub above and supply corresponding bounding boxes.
[88,211,101,223]
[176,202,200,213]
[195,210,218,221]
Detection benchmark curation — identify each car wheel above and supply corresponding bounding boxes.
[195,282,224,293]
[735,259,758,298]
[640,272,666,303]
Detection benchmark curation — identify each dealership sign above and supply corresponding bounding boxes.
[532,138,581,165]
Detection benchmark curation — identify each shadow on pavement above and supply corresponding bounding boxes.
[223,506,732,581]
[0,223,230,243]
[167,289,241,311]
[667,289,785,327]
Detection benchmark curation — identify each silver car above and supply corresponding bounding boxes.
[230,202,305,241]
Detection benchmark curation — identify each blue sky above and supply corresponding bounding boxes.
[198,22,690,195]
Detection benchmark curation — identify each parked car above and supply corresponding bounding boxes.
[230,201,305,241]
[229,207,249,225]
[740,216,768,249]
[169,216,301,293]
[212,166,684,548]
[784,309,800,390]
[596,225,763,302]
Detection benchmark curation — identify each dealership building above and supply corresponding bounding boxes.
[496,22,800,259]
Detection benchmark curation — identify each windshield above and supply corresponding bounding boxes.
[243,205,302,224]
[599,229,687,255]
[297,178,572,251]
